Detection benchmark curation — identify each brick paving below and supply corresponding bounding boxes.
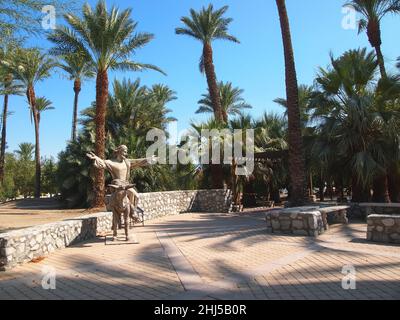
[0,211,399,300]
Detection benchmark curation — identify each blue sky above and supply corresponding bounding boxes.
[6,0,400,158]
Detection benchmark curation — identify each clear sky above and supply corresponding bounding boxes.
[6,0,400,158]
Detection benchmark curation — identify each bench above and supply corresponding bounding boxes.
[367,214,400,244]
[265,205,350,237]
[318,206,349,230]
[266,209,325,237]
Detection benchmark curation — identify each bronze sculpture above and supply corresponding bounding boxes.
[87,145,157,241]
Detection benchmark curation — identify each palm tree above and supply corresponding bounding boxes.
[176,4,239,123]
[0,47,24,183]
[59,53,95,141]
[188,118,229,189]
[254,113,288,204]
[60,79,177,208]
[196,82,252,122]
[15,142,34,162]
[273,84,313,128]
[48,0,164,207]
[0,48,57,198]
[345,0,400,79]
[36,97,54,123]
[275,0,307,206]
[149,84,177,106]
[310,49,400,202]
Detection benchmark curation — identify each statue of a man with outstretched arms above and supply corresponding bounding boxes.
[86,145,157,214]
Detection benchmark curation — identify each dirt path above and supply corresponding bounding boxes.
[0,198,101,233]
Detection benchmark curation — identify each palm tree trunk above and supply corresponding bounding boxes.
[27,86,41,198]
[271,186,281,204]
[203,43,223,123]
[72,79,81,142]
[0,94,9,183]
[203,43,224,189]
[231,160,237,204]
[276,0,307,207]
[210,163,224,189]
[388,169,400,203]
[351,176,370,203]
[33,112,41,198]
[374,45,387,79]
[222,110,228,123]
[92,70,108,208]
[319,171,325,202]
[367,20,387,79]
[372,174,391,203]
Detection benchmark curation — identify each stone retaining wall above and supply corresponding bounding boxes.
[0,189,231,270]
[0,212,112,270]
[137,189,232,221]
[367,214,400,244]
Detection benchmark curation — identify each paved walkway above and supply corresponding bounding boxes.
[0,212,399,300]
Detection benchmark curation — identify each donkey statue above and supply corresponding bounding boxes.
[108,180,138,242]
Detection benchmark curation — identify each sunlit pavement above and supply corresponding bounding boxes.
[0,211,399,300]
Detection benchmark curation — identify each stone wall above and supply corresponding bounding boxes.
[266,210,325,237]
[138,189,232,221]
[367,214,400,244]
[349,203,400,220]
[1,189,231,270]
[0,212,112,270]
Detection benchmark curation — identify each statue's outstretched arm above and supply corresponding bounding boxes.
[86,152,107,169]
[129,155,158,169]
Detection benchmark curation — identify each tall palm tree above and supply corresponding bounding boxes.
[48,0,164,207]
[59,53,95,141]
[196,81,252,122]
[176,4,239,123]
[345,0,400,79]
[0,46,24,183]
[275,0,307,206]
[0,48,57,198]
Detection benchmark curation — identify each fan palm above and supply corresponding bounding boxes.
[176,4,239,123]
[48,0,165,207]
[196,82,252,122]
[59,53,95,142]
[0,47,57,197]
[345,0,400,79]
[310,48,400,202]
[275,0,307,206]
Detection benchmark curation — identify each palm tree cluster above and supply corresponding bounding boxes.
[304,49,400,203]
[57,78,196,208]
[0,0,164,203]
[0,0,399,208]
